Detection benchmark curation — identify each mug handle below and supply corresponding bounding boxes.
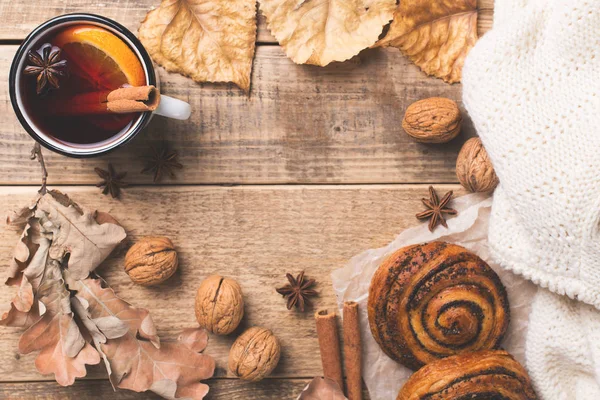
[154,95,191,120]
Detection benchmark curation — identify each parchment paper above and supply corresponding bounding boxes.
[331,193,538,400]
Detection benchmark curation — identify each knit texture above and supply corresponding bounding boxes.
[462,0,600,308]
[463,1,600,398]
[527,289,600,399]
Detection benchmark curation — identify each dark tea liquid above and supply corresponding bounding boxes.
[20,24,146,146]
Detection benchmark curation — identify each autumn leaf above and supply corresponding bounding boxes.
[4,187,214,399]
[0,300,43,330]
[2,208,49,326]
[298,377,347,400]
[376,0,478,83]
[139,0,257,91]
[2,191,124,327]
[178,328,209,353]
[35,191,127,280]
[2,190,125,383]
[72,278,215,399]
[71,296,129,344]
[6,199,38,228]
[3,214,45,311]
[18,262,100,386]
[70,277,159,351]
[260,0,396,66]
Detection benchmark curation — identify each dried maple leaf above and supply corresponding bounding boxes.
[260,0,396,66]
[298,377,347,400]
[376,0,478,83]
[72,277,215,399]
[139,0,257,91]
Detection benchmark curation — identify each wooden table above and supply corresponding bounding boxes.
[0,1,493,398]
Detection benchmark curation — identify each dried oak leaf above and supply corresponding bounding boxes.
[260,0,396,66]
[1,190,127,385]
[298,377,347,400]
[35,191,127,280]
[72,278,215,399]
[178,328,209,353]
[18,262,100,386]
[376,0,478,83]
[2,190,124,328]
[2,205,49,328]
[2,220,44,319]
[1,300,43,330]
[139,0,257,92]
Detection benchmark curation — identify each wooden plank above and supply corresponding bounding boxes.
[0,184,466,381]
[1,45,474,185]
[0,0,494,42]
[0,1,277,43]
[0,378,331,399]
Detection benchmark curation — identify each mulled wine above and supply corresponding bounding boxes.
[19,24,147,146]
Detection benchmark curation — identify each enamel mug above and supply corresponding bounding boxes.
[9,13,191,157]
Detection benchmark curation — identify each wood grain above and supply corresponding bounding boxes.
[0,0,493,42]
[0,184,465,382]
[0,378,330,399]
[1,45,473,185]
[0,1,495,398]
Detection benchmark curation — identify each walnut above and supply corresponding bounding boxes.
[228,327,281,381]
[195,275,244,335]
[402,97,462,143]
[124,237,178,286]
[456,137,499,193]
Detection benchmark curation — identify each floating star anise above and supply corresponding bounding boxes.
[95,163,128,199]
[23,43,68,95]
[276,271,318,312]
[141,142,183,182]
[416,186,458,232]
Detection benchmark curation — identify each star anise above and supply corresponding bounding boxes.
[141,142,183,182]
[23,43,68,95]
[276,271,318,312]
[95,163,128,199]
[416,186,458,232]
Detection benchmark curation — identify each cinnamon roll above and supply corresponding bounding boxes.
[368,242,509,370]
[397,350,537,399]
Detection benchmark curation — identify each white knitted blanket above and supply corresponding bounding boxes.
[462,0,600,398]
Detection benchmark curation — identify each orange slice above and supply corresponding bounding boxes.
[53,25,146,90]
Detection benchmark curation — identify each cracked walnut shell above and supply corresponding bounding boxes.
[124,237,178,286]
[228,327,281,381]
[195,275,244,335]
[402,97,462,143]
[456,137,499,193]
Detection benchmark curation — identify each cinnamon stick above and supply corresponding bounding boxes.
[315,309,344,393]
[343,301,362,400]
[48,85,160,116]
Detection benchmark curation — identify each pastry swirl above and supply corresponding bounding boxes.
[397,350,538,400]
[368,242,509,370]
